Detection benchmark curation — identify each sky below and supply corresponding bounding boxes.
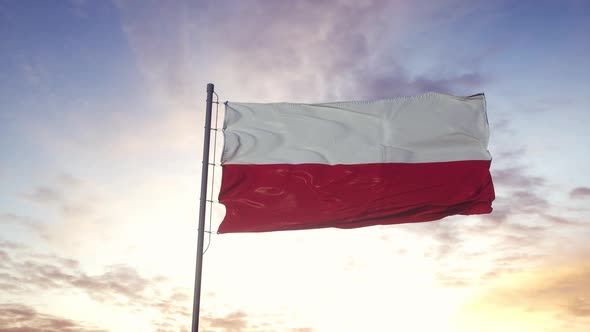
[0,0,589,331]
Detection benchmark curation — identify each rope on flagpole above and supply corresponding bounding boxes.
[203,91,221,255]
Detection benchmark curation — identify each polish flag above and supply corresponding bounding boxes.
[218,92,494,233]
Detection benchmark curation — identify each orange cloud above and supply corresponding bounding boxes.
[459,255,590,331]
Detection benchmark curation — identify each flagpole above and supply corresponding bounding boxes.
[191,83,214,332]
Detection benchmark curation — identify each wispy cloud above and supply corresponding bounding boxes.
[58,173,84,188]
[493,166,545,190]
[204,311,248,332]
[462,256,590,330]
[23,186,62,204]
[570,187,590,199]
[17,179,96,236]
[482,164,549,226]
[0,213,46,237]
[0,241,194,331]
[0,303,107,332]
[116,0,494,103]
[1,245,156,304]
[5,176,99,244]
[1,238,310,331]
[368,72,487,98]
[198,311,318,332]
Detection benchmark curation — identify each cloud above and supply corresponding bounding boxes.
[0,242,193,330]
[512,190,549,212]
[0,238,312,331]
[484,164,586,227]
[0,240,23,250]
[542,214,579,226]
[23,186,62,204]
[18,175,91,217]
[463,257,590,329]
[357,71,488,100]
[490,119,513,135]
[492,166,545,190]
[204,311,248,332]
[474,164,549,226]
[69,266,153,303]
[58,173,84,188]
[0,303,107,332]
[3,240,312,332]
[197,310,316,332]
[428,222,464,260]
[570,187,590,199]
[6,176,106,248]
[429,212,582,288]
[0,213,46,237]
[116,0,492,104]
[1,248,150,303]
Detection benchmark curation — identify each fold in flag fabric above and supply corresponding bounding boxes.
[218,92,494,233]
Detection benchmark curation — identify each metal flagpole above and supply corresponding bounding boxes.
[191,83,215,332]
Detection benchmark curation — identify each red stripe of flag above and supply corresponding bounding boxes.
[218,160,494,233]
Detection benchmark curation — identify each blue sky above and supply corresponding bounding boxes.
[1,1,589,331]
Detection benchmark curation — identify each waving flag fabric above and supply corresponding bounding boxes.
[218,92,494,233]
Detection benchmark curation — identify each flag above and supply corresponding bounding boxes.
[218,92,494,233]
